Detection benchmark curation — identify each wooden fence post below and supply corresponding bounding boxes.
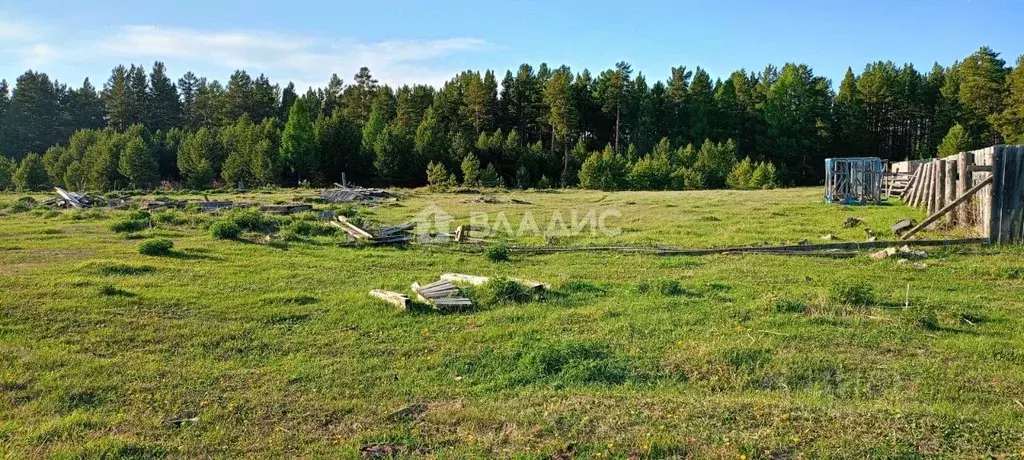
[945,159,957,225]
[936,161,946,216]
[957,152,972,225]
[989,147,1002,243]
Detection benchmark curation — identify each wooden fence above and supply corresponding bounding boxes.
[900,145,1024,243]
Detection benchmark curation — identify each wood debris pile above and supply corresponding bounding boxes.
[411,280,473,312]
[259,204,312,215]
[44,187,128,209]
[331,216,414,244]
[320,186,391,203]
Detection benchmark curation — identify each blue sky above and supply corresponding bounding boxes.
[1,0,1021,92]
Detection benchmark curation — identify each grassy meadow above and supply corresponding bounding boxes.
[1,187,1023,458]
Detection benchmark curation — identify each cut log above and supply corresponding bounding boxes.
[369,290,411,310]
[901,175,994,241]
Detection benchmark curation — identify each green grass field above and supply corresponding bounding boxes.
[1,187,1023,458]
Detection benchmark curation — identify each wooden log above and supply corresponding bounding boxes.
[945,159,957,225]
[901,175,994,241]
[957,153,972,225]
[909,163,923,207]
[982,148,994,239]
[908,164,922,206]
[369,290,411,310]
[336,216,374,239]
[936,161,947,215]
[989,147,1004,243]
[902,168,920,204]
[921,162,933,211]
[922,161,935,209]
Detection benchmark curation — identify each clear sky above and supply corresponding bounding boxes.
[1,0,1021,92]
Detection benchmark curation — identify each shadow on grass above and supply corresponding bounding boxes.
[165,250,222,261]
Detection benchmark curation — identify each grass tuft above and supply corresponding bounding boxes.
[137,238,174,256]
[210,220,242,240]
[484,243,510,262]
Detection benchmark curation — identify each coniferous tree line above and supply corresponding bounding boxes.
[1,46,1023,192]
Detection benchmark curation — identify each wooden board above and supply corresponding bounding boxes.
[369,289,411,310]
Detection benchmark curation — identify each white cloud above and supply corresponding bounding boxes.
[0,16,40,42]
[1,18,490,89]
[92,25,490,89]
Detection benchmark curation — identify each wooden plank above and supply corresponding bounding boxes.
[440,273,489,286]
[909,162,923,207]
[1001,145,1016,243]
[967,165,994,172]
[54,187,86,209]
[923,161,936,210]
[336,216,374,239]
[440,273,551,290]
[936,160,946,215]
[901,168,920,204]
[990,147,1004,243]
[945,159,957,225]
[957,153,971,225]
[913,163,927,207]
[982,147,994,239]
[369,289,411,310]
[901,175,994,241]
[1001,146,1024,243]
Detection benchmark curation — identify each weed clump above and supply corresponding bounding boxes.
[907,306,940,330]
[138,238,174,256]
[484,243,510,262]
[110,218,149,233]
[281,219,336,237]
[827,281,875,307]
[210,221,242,240]
[759,292,809,313]
[514,340,627,386]
[636,278,685,296]
[477,278,540,306]
[225,208,279,233]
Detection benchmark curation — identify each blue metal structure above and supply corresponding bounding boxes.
[825,157,884,204]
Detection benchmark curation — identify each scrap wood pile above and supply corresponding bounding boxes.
[320,186,392,203]
[44,187,128,209]
[369,273,549,312]
[331,216,414,244]
[411,280,473,312]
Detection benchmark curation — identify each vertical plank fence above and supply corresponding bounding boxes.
[897,145,1024,243]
